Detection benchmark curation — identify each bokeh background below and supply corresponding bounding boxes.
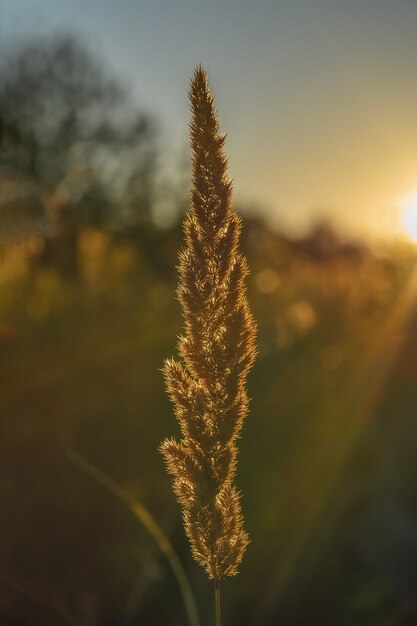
[1,2,417,625]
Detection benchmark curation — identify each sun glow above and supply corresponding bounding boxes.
[402,196,417,242]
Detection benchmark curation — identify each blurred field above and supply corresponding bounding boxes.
[0,216,416,626]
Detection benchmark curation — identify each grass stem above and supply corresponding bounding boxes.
[65,447,200,626]
[214,578,221,626]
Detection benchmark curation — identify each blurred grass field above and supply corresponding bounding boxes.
[0,217,416,625]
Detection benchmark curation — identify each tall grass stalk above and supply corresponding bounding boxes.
[215,578,221,626]
[65,447,200,626]
[160,66,257,624]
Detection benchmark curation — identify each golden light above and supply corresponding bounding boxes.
[402,196,417,242]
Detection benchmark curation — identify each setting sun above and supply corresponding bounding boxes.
[402,196,417,242]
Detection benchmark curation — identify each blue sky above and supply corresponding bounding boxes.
[2,0,417,238]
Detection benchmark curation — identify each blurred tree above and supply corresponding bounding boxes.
[0,35,161,279]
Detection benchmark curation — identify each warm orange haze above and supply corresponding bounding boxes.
[0,2,417,626]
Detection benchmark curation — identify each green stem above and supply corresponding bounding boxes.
[214,578,221,626]
[65,447,200,626]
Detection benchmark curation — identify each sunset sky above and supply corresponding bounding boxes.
[2,0,417,238]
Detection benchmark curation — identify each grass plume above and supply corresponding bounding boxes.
[160,66,257,582]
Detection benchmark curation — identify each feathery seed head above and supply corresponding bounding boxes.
[160,66,256,580]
